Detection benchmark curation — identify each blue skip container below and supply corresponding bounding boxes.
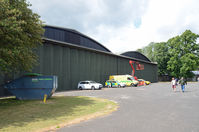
[4,74,58,100]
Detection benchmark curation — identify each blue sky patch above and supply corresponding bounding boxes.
[134,17,142,28]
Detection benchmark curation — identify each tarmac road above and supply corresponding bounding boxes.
[55,82,199,132]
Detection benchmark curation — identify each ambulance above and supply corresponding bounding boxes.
[109,75,139,87]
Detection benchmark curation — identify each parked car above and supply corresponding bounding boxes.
[78,81,103,90]
[137,79,145,86]
[109,75,139,87]
[137,79,151,85]
[105,80,126,88]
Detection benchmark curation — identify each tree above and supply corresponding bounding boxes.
[0,0,44,74]
[137,42,170,76]
[167,30,199,78]
[136,48,143,54]
[136,42,156,62]
[153,42,170,76]
[140,42,156,62]
[137,30,199,78]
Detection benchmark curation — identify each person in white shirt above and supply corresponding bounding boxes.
[171,77,176,92]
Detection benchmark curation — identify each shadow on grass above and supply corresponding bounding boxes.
[0,96,99,130]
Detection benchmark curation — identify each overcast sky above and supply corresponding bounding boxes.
[28,0,199,53]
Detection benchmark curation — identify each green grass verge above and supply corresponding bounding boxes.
[0,96,118,132]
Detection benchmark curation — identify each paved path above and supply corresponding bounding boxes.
[54,82,199,132]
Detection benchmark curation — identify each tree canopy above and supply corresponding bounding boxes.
[167,30,199,78]
[0,0,44,74]
[137,30,199,78]
[137,42,156,62]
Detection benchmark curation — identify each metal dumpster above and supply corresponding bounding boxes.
[4,74,58,100]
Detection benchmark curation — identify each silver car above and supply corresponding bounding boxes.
[78,81,103,90]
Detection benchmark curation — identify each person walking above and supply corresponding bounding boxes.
[175,78,178,86]
[171,77,176,92]
[179,77,187,92]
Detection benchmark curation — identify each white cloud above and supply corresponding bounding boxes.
[28,0,199,53]
[90,0,199,52]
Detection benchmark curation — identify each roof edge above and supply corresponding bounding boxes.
[121,51,151,62]
[44,25,112,52]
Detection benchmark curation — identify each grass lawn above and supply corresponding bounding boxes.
[0,96,118,132]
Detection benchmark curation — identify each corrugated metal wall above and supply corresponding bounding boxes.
[32,39,158,91]
[0,39,158,96]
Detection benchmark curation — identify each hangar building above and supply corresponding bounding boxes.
[0,25,158,96]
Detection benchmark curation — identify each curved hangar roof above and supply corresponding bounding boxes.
[44,25,111,52]
[121,51,151,62]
